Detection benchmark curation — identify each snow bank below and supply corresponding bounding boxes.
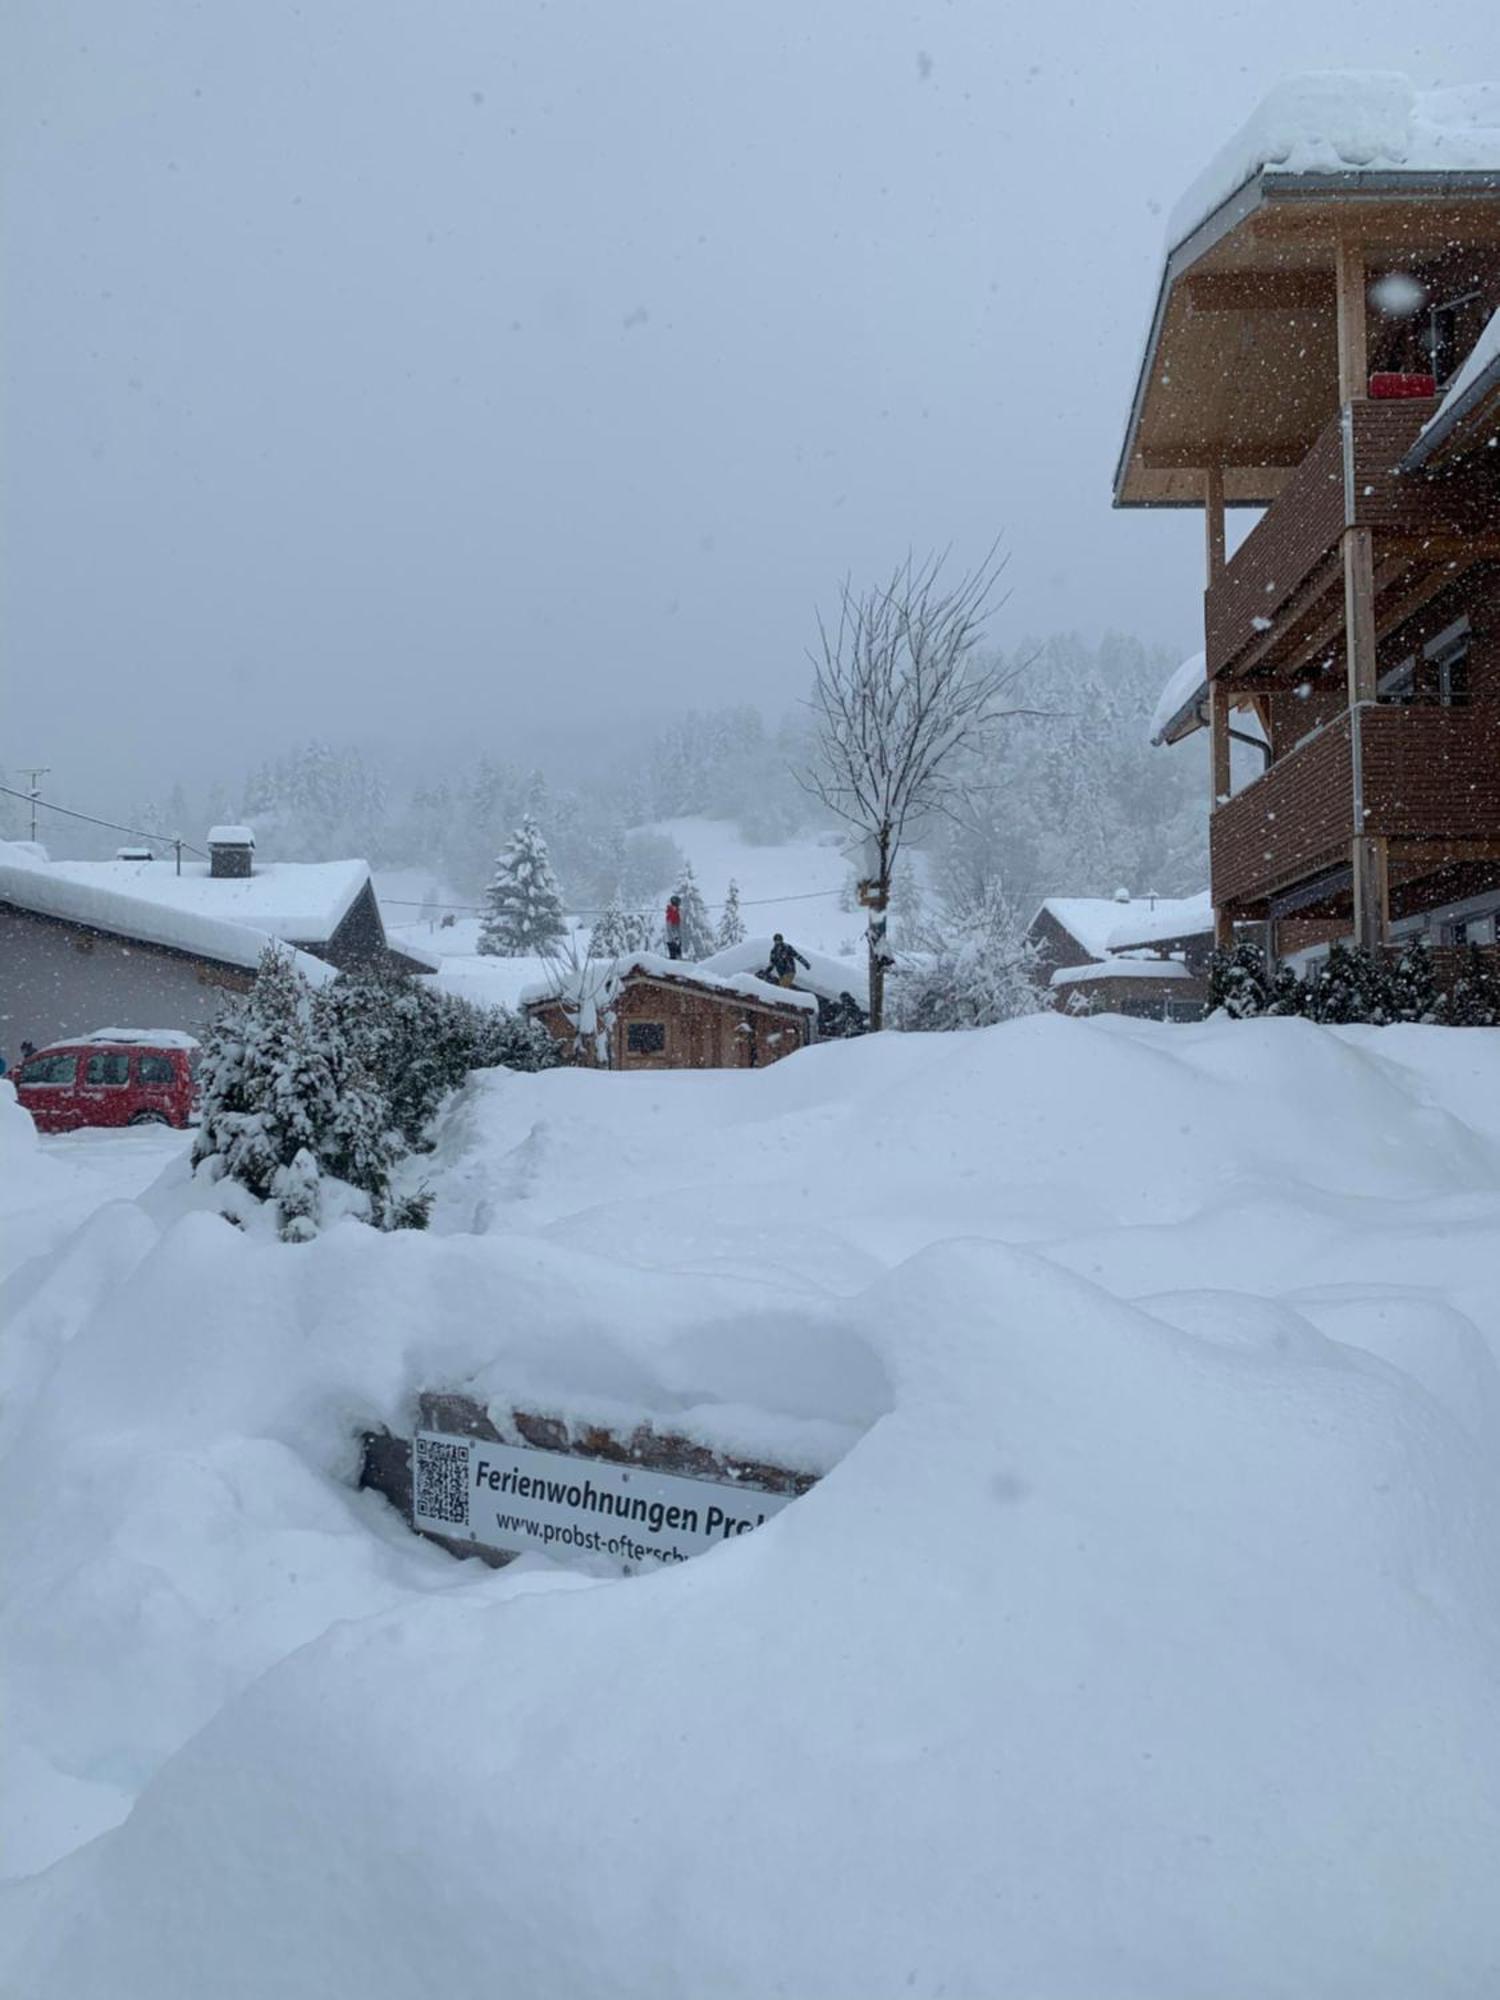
[4,1016,1500,1994]
[1169,73,1500,251]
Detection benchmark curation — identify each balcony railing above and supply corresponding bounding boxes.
[1201,398,1497,685]
[1211,703,1500,911]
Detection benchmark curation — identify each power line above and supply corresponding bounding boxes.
[381,883,848,919]
[0,784,209,860]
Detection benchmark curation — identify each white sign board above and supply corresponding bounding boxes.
[412,1430,796,1570]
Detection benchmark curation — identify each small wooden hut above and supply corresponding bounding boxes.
[524,954,816,1071]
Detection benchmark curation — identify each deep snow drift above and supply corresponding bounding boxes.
[3,1017,1500,1997]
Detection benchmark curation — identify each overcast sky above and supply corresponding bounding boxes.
[4,0,1497,804]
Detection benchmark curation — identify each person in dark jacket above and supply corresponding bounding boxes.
[665,894,683,959]
[767,933,809,986]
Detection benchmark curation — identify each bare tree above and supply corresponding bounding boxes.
[800,546,1020,1029]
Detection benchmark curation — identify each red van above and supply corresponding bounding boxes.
[14,1031,201,1133]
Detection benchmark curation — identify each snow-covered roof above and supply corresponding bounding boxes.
[23,853,370,946]
[1168,75,1500,252]
[698,937,869,1011]
[1106,892,1214,954]
[0,848,338,986]
[207,825,255,846]
[1149,652,1208,747]
[1030,895,1209,963]
[72,1028,201,1049]
[1404,305,1500,469]
[1051,957,1194,988]
[522,951,818,1016]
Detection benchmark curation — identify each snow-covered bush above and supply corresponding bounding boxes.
[478,816,567,956]
[892,884,1046,1033]
[195,956,559,1240]
[1206,939,1499,1027]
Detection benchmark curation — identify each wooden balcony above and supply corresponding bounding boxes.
[1204,401,1496,688]
[1211,703,1500,912]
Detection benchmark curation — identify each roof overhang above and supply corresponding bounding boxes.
[1114,169,1500,508]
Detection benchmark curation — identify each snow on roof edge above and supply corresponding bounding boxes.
[0,862,339,987]
[1051,957,1194,987]
[1166,74,1500,257]
[522,951,818,1014]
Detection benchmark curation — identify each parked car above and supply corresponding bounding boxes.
[14,1030,201,1133]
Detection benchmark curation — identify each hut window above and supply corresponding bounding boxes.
[627,1021,666,1054]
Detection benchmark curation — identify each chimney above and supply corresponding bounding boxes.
[208,825,255,879]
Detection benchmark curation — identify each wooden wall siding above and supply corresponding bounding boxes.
[1212,701,1500,911]
[1211,714,1353,910]
[1204,415,1346,679]
[530,973,809,1071]
[1204,400,1494,682]
[1361,704,1500,839]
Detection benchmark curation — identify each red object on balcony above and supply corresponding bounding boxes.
[1368,372,1437,400]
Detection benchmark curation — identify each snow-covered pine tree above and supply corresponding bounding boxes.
[716,879,746,950]
[1387,939,1441,1024]
[1447,943,1500,1027]
[671,861,715,960]
[1206,941,1269,1018]
[590,897,653,960]
[478,816,567,956]
[193,947,335,1211]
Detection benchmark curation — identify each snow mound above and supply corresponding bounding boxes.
[4,1016,1500,1993]
[1170,72,1500,250]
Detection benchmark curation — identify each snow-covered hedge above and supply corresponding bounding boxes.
[192,950,559,1241]
[1209,940,1500,1026]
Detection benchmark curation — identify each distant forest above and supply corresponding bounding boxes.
[4,633,1210,918]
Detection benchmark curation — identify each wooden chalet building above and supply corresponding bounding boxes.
[1116,76,1500,967]
[1025,894,1213,1020]
[525,954,816,1071]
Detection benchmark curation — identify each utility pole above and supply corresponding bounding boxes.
[18,767,50,844]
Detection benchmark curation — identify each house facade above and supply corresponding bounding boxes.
[1116,76,1500,967]
[1025,894,1213,1020]
[0,828,425,1056]
[525,955,816,1071]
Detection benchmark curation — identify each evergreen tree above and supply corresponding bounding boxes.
[716,879,746,950]
[671,861,715,960]
[1207,942,1269,1019]
[193,948,336,1210]
[590,898,653,960]
[1387,940,1441,1024]
[1447,943,1500,1027]
[478,817,567,956]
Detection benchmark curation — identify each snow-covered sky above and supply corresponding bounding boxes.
[4,1,1497,795]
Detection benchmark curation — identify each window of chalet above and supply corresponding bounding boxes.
[626,1021,666,1055]
[84,1052,130,1086]
[1423,290,1486,387]
[1378,620,1469,708]
[19,1053,76,1087]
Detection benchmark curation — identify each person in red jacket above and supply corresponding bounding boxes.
[665,893,683,959]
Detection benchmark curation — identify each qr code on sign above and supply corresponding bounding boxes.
[414,1436,470,1528]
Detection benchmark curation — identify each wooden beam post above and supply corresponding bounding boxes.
[1208,677,1235,949]
[1334,239,1367,406]
[1204,465,1226,583]
[1342,526,1378,705]
[1342,521,1385,952]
